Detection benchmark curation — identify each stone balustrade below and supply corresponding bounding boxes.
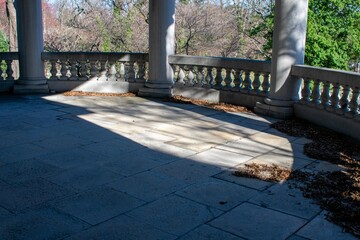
[169,55,272,96]
[292,65,360,119]
[0,52,19,81]
[42,52,148,83]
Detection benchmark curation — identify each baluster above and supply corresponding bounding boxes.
[89,60,98,79]
[330,82,340,111]
[177,67,186,85]
[241,70,251,93]
[137,61,146,83]
[349,87,359,116]
[187,67,195,86]
[320,81,331,109]
[49,60,58,80]
[252,71,261,94]
[261,72,270,95]
[119,63,126,80]
[206,67,214,88]
[108,61,117,81]
[339,85,350,113]
[69,60,78,80]
[301,78,311,103]
[232,69,242,92]
[311,79,321,105]
[196,66,204,87]
[127,61,136,82]
[214,67,223,89]
[5,60,14,81]
[0,60,4,80]
[79,60,88,81]
[60,60,68,80]
[98,60,107,81]
[223,68,232,90]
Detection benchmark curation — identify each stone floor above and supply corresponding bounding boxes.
[0,94,356,240]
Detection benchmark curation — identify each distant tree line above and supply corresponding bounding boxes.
[0,0,359,70]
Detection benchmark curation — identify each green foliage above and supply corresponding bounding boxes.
[250,0,360,70]
[306,0,360,70]
[0,30,9,52]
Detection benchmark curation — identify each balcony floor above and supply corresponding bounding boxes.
[0,94,356,240]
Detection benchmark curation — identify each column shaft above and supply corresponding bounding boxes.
[138,0,175,98]
[255,0,308,118]
[14,0,48,93]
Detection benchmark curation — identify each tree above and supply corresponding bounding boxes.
[0,30,8,52]
[305,0,360,70]
[250,0,360,70]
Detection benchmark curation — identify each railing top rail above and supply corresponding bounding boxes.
[42,52,149,62]
[292,64,360,87]
[0,52,19,60]
[169,55,271,73]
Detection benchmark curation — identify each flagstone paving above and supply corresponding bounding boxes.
[0,94,356,239]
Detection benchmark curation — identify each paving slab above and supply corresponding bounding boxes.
[216,138,276,157]
[108,171,188,202]
[209,202,307,240]
[0,143,51,164]
[52,186,145,225]
[0,207,90,240]
[127,195,223,236]
[213,170,274,191]
[179,224,244,240]
[189,148,253,168]
[297,211,357,240]
[100,149,168,177]
[0,207,12,222]
[176,178,258,211]
[48,164,123,191]
[35,147,109,169]
[0,159,61,184]
[249,131,295,147]
[0,178,75,213]
[66,215,176,240]
[81,138,146,157]
[151,159,223,184]
[248,183,321,219]
[33,134,93,152]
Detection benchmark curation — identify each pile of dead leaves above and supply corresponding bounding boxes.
[233,163,292,183]
[270,119,359,237]
[233,119,360,237]
[63,91,136,97]
[170,95,252,113]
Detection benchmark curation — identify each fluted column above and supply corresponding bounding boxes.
[255,0,308,118]
[138,0,175,98]
[14,0,48,93]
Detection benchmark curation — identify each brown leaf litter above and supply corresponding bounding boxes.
[170,95,252,113]
[233,119,360,238]
[63,91,136,97]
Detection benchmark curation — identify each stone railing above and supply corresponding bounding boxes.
[0,52,19,81]
[169,55,272,96]
[42,52,148,83]
[292,65,360,119]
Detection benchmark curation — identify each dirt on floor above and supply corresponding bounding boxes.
[234,119,360,238]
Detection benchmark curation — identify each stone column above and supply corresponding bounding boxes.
[255,0,308,118]
[138,0,175,98]
[14,0,48,93]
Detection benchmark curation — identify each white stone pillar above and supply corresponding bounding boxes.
[255,0,308,118]
[138,0,175,98]
[14,0,48,93]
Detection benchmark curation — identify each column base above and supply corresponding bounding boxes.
[13,84,49,94]
[254,101,294,119]
[138,87,173,98]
